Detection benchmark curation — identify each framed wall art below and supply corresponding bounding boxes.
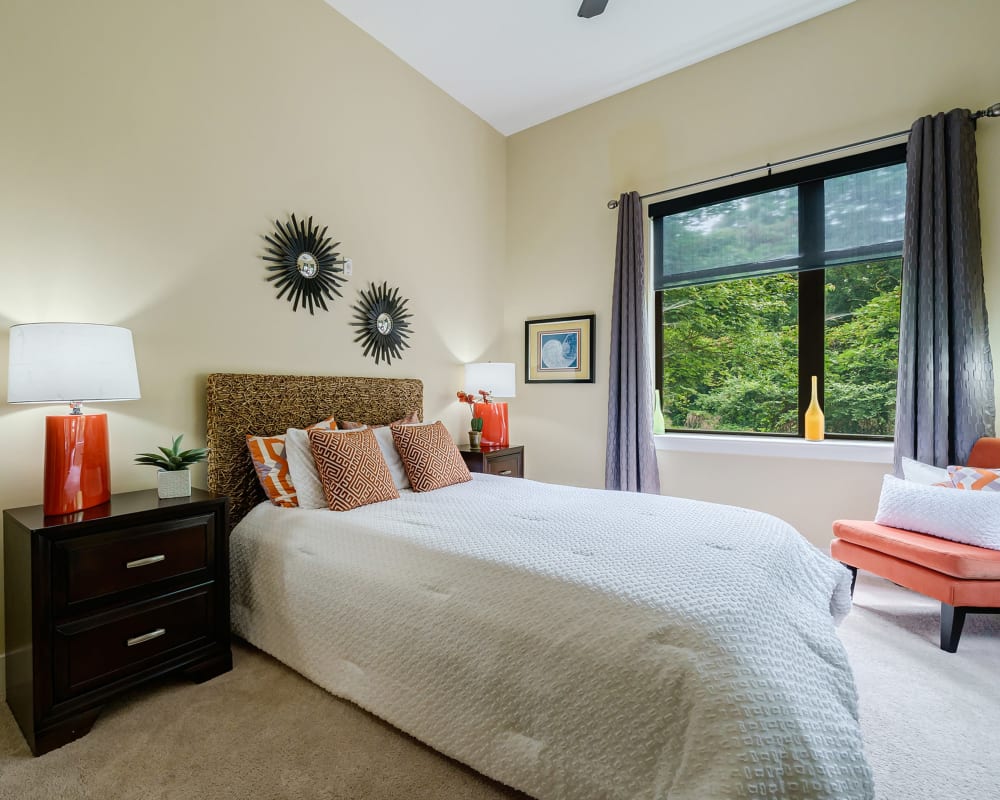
[524,314,595,384]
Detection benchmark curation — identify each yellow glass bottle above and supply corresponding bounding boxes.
[805,375,825,441]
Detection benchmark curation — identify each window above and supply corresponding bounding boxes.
[650,145,906,438]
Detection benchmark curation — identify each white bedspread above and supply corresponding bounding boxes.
[230,474,873,799]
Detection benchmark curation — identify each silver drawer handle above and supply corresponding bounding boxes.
[498,470,512,476]
[127,628,166,647]
[126,554,166,569]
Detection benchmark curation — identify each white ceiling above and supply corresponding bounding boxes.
[323,0,854,135]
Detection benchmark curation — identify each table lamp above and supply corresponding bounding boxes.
[7,323,141,516]
[464,362,516,448]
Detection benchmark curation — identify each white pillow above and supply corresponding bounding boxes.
[286,426,366,509]
[874,474,1000,550]
[900,456,949,485]
[373,426,410,491]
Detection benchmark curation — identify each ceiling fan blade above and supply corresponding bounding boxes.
[578,0,609,19]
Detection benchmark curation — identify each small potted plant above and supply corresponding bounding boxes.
[135,435,209,498]
[457,391,488,450]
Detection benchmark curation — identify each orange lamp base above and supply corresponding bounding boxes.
[44,413,111,516]
[474,402,509,448]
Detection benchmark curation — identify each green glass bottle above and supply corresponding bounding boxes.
[653,390,666,435]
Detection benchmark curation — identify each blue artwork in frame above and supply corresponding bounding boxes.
[539,331,580,371]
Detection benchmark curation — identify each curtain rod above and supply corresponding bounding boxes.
[606,102,1000,210]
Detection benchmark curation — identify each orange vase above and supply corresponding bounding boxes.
[44,413,111,516]
[804,375,825,442]
[473,402,509,448]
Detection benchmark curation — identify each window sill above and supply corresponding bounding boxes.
[654,432,893,464]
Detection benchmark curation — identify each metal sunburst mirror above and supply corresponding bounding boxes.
[262,214,350,314]
[350,282,413,365]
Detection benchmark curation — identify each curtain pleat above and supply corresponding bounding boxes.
[894,108,996,467]
[606,191,660,493]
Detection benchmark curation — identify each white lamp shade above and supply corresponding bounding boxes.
[8,323,141,403]
[464,362,516,398]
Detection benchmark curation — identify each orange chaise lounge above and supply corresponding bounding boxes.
[832,437,1000,652]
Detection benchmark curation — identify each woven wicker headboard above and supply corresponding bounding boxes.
[206,373,423,529]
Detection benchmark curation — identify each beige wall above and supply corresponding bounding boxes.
[0,0,506,692]
[506,0,1000,544]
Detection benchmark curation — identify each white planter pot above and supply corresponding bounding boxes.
[157,469,191,499]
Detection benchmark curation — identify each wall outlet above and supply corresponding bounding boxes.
[343,258,353,276]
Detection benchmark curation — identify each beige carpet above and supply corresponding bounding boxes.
[0,643,527,800]
[1,574,996,799]
[839,574,1000,800]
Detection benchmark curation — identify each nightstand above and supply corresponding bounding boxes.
[458,444,524,478]
[3,488,231,755]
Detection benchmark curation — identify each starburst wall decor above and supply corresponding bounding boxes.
[350,282,413,365]
[262,214,349,314]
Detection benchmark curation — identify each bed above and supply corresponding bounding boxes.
[207,373,874,800]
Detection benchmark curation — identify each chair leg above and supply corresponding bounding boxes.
[940,604,967,653]
[841,564,858,597]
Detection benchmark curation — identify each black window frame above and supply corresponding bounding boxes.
[649,143,907,440]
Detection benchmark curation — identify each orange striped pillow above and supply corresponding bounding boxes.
[246,416,336,507]
[308,427,399,511]
[391,420,471,492]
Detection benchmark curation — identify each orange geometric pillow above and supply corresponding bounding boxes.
[947,465,1000,491]
[338,410,420,430]
[307,428,399,511]
[391,420,471,493]
[246,416,336,507]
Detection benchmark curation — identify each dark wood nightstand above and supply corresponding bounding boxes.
[458,445,524,478]
[3,488,231,755]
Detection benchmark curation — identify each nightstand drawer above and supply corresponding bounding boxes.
[458,445,524,478]
[486,453,522,477]
[54,514,215,611]
[54,586,215,700]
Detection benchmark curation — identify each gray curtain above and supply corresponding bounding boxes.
[606,191,661,493]
[894,108,996,468]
